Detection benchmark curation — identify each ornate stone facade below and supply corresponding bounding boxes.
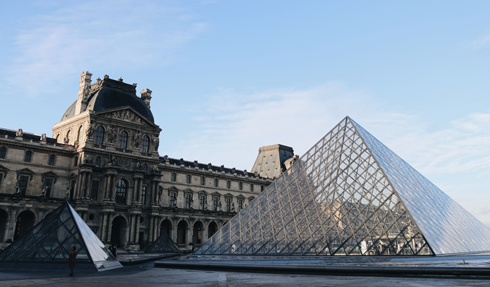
[0,72,294,252]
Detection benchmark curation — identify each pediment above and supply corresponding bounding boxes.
[96,107,158,128]
[16,168,34,180]
[0,164,9,177]
[41,171,58,183]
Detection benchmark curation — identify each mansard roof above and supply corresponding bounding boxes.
[62,77,154,123]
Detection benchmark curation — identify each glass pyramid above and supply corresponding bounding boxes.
[0,201,122,271]
[195,117,490,256]
[145,231,181,254]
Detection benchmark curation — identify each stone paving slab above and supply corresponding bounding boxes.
[2,266,490,286]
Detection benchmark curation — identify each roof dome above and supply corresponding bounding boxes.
[61,77,154,123]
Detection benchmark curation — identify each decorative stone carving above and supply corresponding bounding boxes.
[86,121,95,139]
[103,110,144,125]
[107,125,117,143]
[151,134,159,151]
[133,130,142,149]
[40,134,46,141]
[16,129,23,137]
[140,89,152,108]
[41,185,47,197]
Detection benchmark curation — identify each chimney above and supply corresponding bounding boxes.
[75,71,93,115]
[140,89,152,108]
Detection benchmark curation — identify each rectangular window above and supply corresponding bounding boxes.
[171,173,176,182]
[185,193,192,209]
[90,180,99,200]
[200,176,205,185]
[213,197,219,211]
[238,199,243,211]
[0,147,6,159]
[199,195,206,210]
[43,178,53,198]
[18,175,29,196]
[225,198,231,212]
[214,179,218,187]
[170,192,176,207]
[186,175,191,184]
[24,151,32,162]
[226,181,230,189]
[48,155,56,166]
[141,185,147,205]
[250,184,254,192]
[239,182,243,190]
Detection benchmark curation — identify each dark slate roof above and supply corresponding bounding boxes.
[161,156,268,180]
[61,77,154,123]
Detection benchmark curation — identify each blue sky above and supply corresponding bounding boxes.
[2,0,490,226]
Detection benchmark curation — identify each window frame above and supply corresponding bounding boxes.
[119,131,128,149]
[95,126,104,145]
[226,180,231,189]
[115,179,127,204]
[199,194,206,210]
[0,147,6,159]
[142,135,149,153]
[47,154,56,166]
[24,151,32,163]
[171,172,176,182]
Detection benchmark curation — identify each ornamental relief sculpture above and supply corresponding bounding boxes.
[103,110,144,125]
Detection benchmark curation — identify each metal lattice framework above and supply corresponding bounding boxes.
[195,117,490,256]
[0,202,122,270]
[145,231,180,254]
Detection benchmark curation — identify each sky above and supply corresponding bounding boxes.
[1,0,490,227]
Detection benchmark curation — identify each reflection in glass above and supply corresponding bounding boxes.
[196,117,490,256]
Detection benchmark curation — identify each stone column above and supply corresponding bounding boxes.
[203,223,209,241]
[134,215,141,245]
[106,213,114,243]
[85,172,93,199]
[148,216,154,243]
[99,212,108,241]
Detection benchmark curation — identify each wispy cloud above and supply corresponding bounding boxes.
[469,32,490,49]
[2,0,206,97]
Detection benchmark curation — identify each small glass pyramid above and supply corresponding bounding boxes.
[0,201,122,271]
[195,117,490,256]
[145,231,181,254]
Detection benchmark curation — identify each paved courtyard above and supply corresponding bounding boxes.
[2,262,490,287]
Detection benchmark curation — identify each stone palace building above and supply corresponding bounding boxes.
[0,72,296,251]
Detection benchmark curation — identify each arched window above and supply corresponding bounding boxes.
[77,125,83,143]
[0,147,6,159]
[95,126,104,145]
[119,131,128,149]
[115,179,127,204]
[142,135,149,153]
[24,151,32,162]
[95,156,101,167]
[65,130,71,144]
